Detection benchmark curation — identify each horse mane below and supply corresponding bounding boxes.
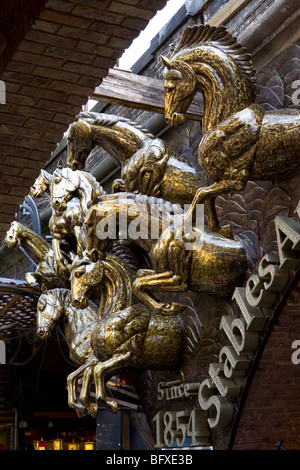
[109,241,143,274]
[174,24,256,87]
[78,111,155,140]
[134,193,183,220]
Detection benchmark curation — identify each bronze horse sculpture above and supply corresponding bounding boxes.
[162,24,300,237]
[66,112,199,206]
[84,191,247,315]
[30,166,105,278]
[69,253,183,414]
[36,288,99,416]
[5,221,65,289]
[36,254,184,415]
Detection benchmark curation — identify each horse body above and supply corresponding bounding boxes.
[253,108,300,180]
[162,25,300,235]
[71,253,183,370]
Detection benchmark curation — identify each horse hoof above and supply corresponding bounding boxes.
[157,302,186,315]
[87,403,98,418]
[107,400,118,414]
[136,269,153,278]
[74,403,88,417]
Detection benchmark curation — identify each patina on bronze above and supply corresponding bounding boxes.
[5,221,66,289]
[84,191,247,315]
[67,112,199,205]
[35,254,184,415]
[162,24,300,237]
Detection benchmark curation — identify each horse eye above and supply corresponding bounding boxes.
[165,81,176,92]
[75,269,84,278]
[39,300,46,311]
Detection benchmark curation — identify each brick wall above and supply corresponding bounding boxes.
[0,0,168,242]
[232,281,300,450]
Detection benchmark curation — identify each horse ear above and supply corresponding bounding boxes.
[58,158,64,169]
[161,55,172,69]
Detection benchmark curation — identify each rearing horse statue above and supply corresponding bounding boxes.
[67,112,199,205]
[84,192,247,315]
[5,221,64,289]
[162,24,300,237]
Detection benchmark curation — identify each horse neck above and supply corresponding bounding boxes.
[76,172,100,215]
[98,254,134,318]
[180,47,254,132]
[18,225,50,259]
[90,122,151,165]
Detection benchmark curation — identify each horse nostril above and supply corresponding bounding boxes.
[73,298,81,307]
[37,328,47,338]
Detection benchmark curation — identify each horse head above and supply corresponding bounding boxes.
[51,167,79,213]
[162,25,256,131]
[5,221,21,248]
[29,170,52,198]
[162,56,197,127]
[67,119,93,171]
[36,290,64,340]
[70,255,105,309]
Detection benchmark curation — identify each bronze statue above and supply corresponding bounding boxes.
[71,254,183,414]
[84,192,247,315]
[5,221,65,289]
[67,112,199,205]
[29,166,105,277]
[37,254,184,415]
[162,24,300,237]
[5,20,299,433]
[50,165,104,217]
[36,288,99,417]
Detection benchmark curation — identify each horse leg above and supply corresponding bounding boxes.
[79,366,98,418]
[74,225,84,257]
[204,199,231,239]
[133,270,187,315]
[66,355,98,411]
[52,237,69,278]
[93,352,131,414]
[184,180,247,239]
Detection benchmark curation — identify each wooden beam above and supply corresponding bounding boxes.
[91,68,203,121]
[207,0,250,26]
